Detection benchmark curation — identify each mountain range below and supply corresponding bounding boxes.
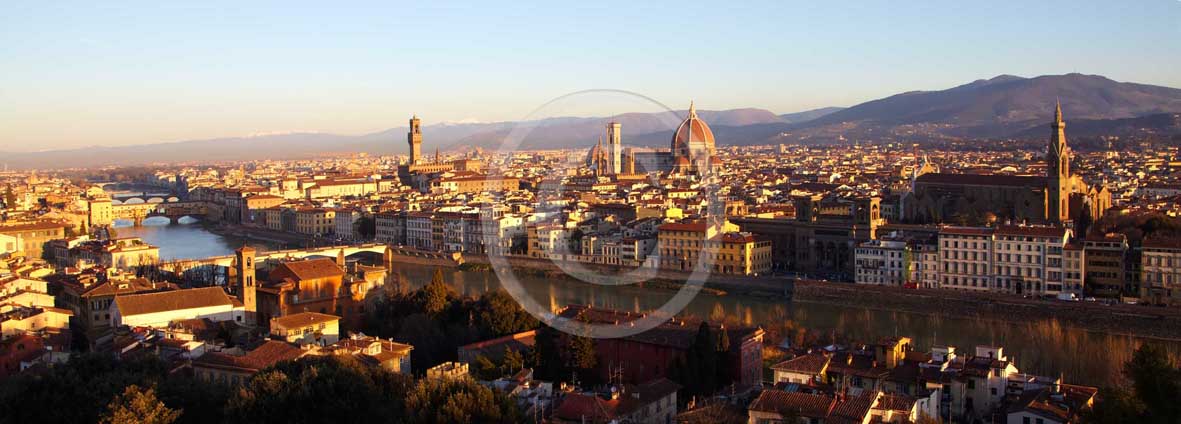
[4,73,1181,169]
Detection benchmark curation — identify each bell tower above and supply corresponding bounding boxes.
[606,122,622,174]
[1047,100,1071,223]
[408,115,423,165]
[235,246,257,324]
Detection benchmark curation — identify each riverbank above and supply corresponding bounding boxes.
[204,224,305,246]
[790,280,1181,342]
[437,252,1181,341]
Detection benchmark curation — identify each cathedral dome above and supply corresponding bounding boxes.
[670,102,716,156]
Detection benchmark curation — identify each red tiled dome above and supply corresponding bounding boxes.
[670,103,716,154]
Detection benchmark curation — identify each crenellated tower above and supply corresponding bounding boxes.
[408,115,423,165]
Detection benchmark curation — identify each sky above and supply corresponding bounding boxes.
[1,1,1180,151]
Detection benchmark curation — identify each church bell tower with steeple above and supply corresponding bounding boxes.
[1047,100,1071,223]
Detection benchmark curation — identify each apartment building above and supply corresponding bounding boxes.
[1141,239,1181,306]
[656,221,770,275]
[405,212,434,251]
[1083,234,1129,298]
[375,211,406,245]
[938,227,995,292]
[294,208,335,237]
[992,225,1071,296]
[855,239,914,286]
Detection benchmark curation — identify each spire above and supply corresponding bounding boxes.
[688,101,697,118]
[1054,98,1063,123]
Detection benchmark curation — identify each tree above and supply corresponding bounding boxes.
[475,290,539,338]
[99,385,181,424]
[1084,343,1181,424]
[474,355,500,380]
[2,185,15,209]
[673,322,720,401]
[532,324,563,381]
[418,268,456,316]
[567,333,597,381]
[716,325,732,389]
[226,355,411,423]
[356,216,377,239]
[0,353,181,424]
[403,377,522,424]
[1126,344,1181,423]
[502,349,525,375]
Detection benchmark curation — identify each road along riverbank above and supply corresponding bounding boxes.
[387,250,1181,341]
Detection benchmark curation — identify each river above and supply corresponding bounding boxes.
[113,218,283,260]
[116,220,1181,387]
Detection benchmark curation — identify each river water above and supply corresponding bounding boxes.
[113,218,283,260]
[116,219,1180,387]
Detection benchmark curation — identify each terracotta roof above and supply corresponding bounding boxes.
[458,330,536,354]
[193,340,303,372]
[269,258,344,282]
[939,226,994,236]
[827,352,890,379]
[114,286,234,317]
[995,225,1068,238]
[1143,237,1181,249]
[552,378,680,422]
[830,392,876,423]
[916,173,1045,188]
[875,393,916,412]
[270,312,340,330]
[748,390,836,418]
[772,353,830,375]
[328,336,413,357]
[0,222,66,233]
[657,222,707,232]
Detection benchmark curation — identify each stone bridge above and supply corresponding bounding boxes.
[157,243,395,274]
[112,201,208,226]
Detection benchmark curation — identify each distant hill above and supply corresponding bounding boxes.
[1009,113,1181,141]
[0,108,787,169]
[8,73,1181,169]
[779,107,845,124]
[791,73,1181,141]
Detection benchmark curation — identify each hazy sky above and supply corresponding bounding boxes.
[2,1,1180,151]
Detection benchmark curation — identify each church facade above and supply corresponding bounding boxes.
[586,102,720,176]
[902,102,1110,225]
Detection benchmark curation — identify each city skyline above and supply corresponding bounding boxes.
[3,1,1181,150]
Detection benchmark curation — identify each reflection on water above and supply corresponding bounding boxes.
[390,266,1181,388]
[108,220,1180,387]
[112,218,281,261]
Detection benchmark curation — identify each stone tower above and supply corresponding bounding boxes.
[235,246,257,324]
[606,122,622,174]
[1047,100,1071,223]
[408,115,423,165]
[623,149,636,175]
